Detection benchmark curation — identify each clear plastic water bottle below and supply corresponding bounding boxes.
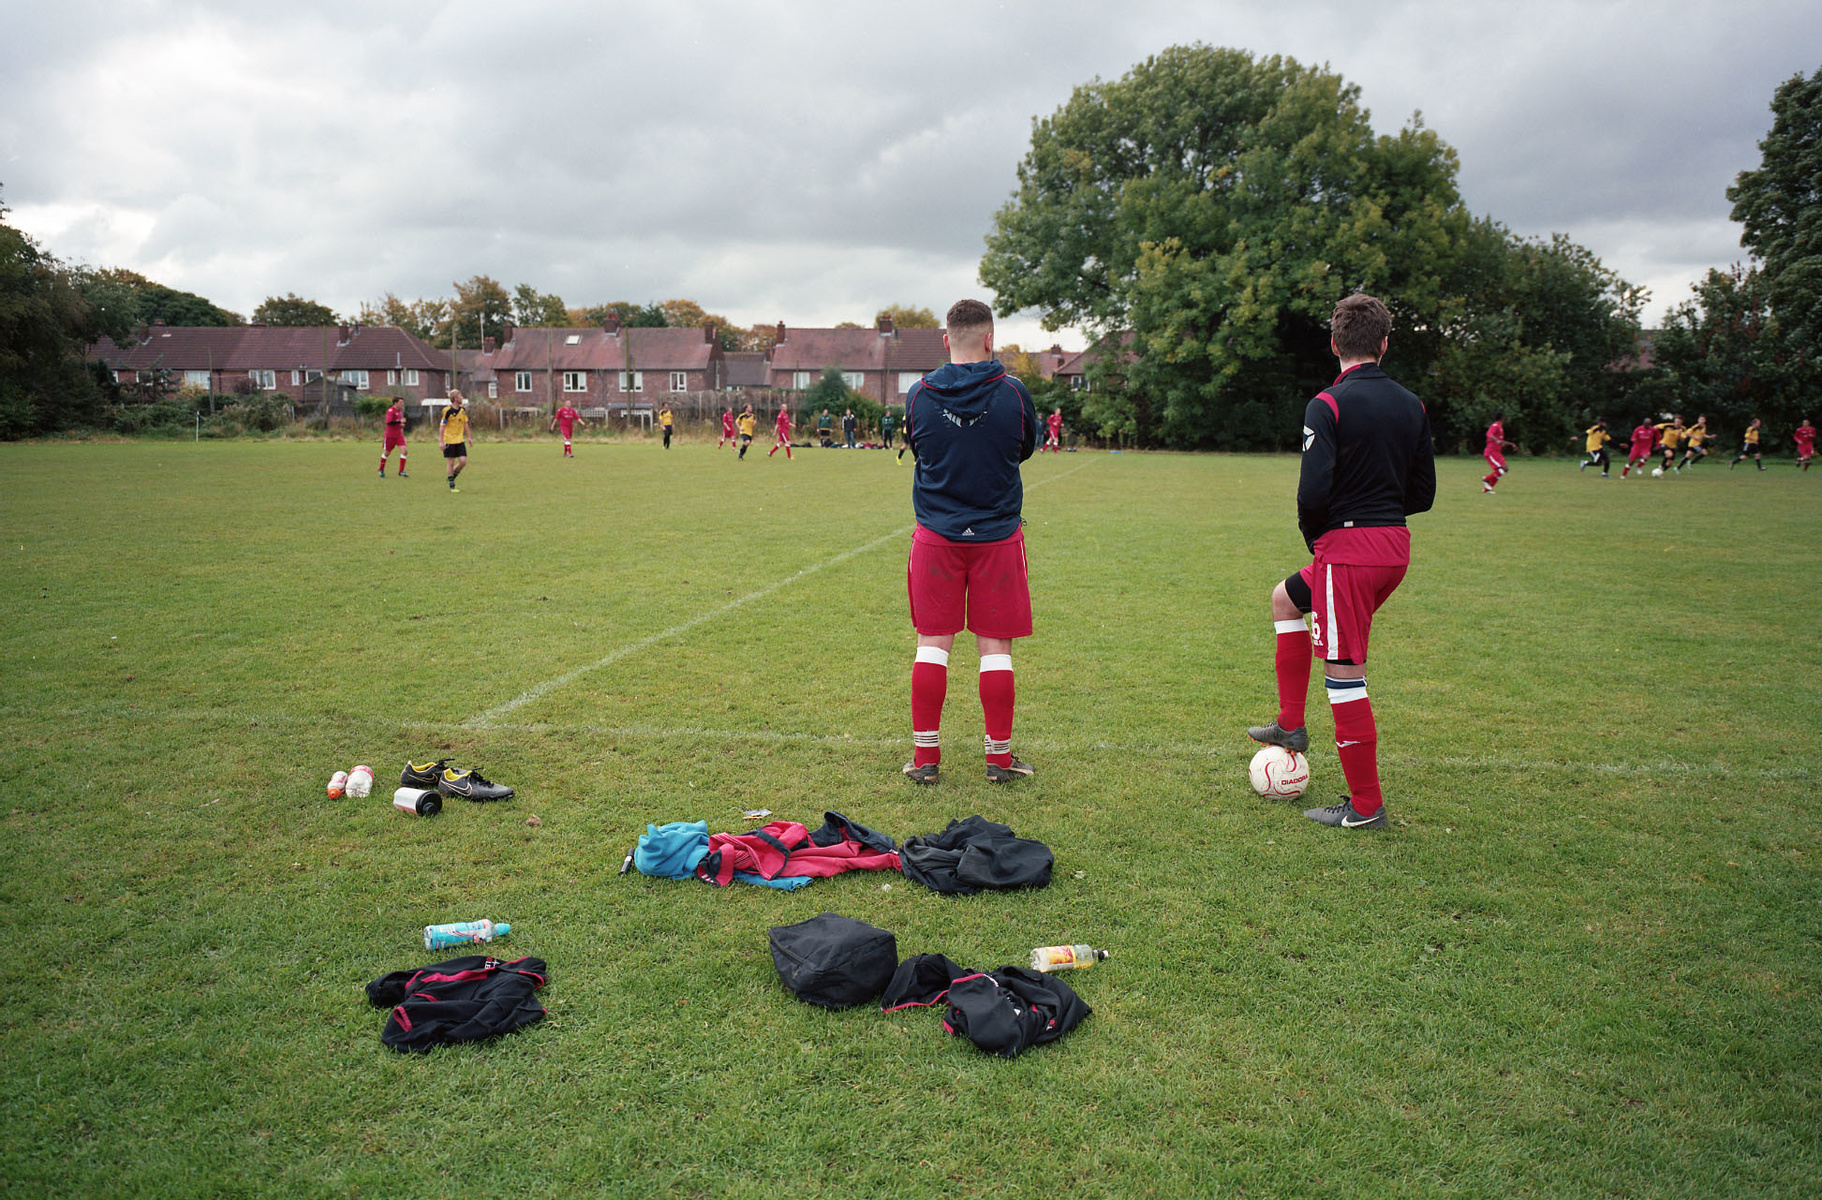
[1029,944,1108,972]
[346,765,374,798]
[424,918,512,950]
[393,787,442,817]
[326,770,349,799]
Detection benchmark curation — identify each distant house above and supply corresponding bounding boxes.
[721,351,774,392]
[767,314,948,405]
[1052,333,1136,392]
[488,319,723,414]
[87,322,451,403]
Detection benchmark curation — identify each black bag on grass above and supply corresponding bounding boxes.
[769,913,897,1009]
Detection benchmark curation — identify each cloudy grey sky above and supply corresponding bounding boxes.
[2,0,1815,349]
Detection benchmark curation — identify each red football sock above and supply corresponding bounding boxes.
[979,653,1014,768]
[911,646,949,767]
[1273,619,1311,730]
[1483,470,1499,488]
[1326,676,1381,815]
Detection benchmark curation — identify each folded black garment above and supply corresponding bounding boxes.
[807,811,898,854]
[366,955,548,1053]
[880,953,1090,1058]
[898,815,1053,895]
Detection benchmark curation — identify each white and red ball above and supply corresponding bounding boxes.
[1248,745,1310,798]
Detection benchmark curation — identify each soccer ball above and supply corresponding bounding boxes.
[1248,745,1310,798]
[1651,466,1664,477]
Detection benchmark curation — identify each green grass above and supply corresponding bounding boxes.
[1,439,1818,1198]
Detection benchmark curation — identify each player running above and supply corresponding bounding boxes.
[1675,415,1711,471]
[1654,415,1685,475]
[439,391,471,492]
[550,400,584,457]
[718,407,736,448]
[1796,418,1816,471]
[379,396,408,477]
[1730,418,1765,470]
[1481,413,1514,493]
[736,405,756,459]
[1579,419,1612,477]
[659,402,674,449]
[767,403,795,458]
[1247,293,1435,830]
[1621,417,1659,478]
[902,298,1040,786]
[1044,407,1063,453]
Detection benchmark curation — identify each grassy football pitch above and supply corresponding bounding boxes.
[1,438,1818,1198]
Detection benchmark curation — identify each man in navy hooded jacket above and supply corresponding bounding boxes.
[900,298,1040,786]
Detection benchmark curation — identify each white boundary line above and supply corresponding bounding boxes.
[462,456,1103,730]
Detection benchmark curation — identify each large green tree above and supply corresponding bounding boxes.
[357,292,448,344]
[877,303,938,328]
[251,292,338,326]
[0,196,116,437]
[512,283,569,328]
[93,267,242,327]
[982,44,1639,449]
[446,275,513,349]
[1650,264,1799,433]
[1726,65,1821,371]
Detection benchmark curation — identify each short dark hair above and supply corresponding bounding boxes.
[946,299,994,339]
[1330,293,1392,358]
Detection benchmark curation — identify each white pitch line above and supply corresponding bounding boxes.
[462,455,1104,730]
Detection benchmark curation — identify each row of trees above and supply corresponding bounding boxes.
[982,46,1817,452]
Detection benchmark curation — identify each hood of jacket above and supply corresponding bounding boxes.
[917,359,1008,421]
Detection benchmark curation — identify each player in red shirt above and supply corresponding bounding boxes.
[1620,418,1658,478]
[767,403,794,459]
[550,403,585,457]
[1480,413,1514,493]
[1043,407,1063,453]
[1795,418,1816,471]
[378,398,408,477]
[718,407,736,448]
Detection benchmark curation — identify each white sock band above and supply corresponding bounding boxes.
[1325,676,1368,704]
[915,646,951,667]
[979,653,1012,674]
[1274,619,1308,635]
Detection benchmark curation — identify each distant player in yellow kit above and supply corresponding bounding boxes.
[1579,419,1613,477]
[1675,415,1710,472]
[736,405,756,460]
[439,391,471,492]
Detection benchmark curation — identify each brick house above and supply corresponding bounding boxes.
[767,314,949,405]
[488,319,723,414]
[1052,333,1136,392]
[87,322,451,402]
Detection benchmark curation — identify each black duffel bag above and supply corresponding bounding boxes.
[769,913,898,1009]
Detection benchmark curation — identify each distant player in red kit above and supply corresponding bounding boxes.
[1621,417,1659,478]
[1481,413,1514,493]
[379,398,408,477]
[550,402,584,457]
[1246,293,1435,830]
[1794,418,1816,471]
[718,407,736,448]
[767,403,794,458]
[1044,407,1063,453]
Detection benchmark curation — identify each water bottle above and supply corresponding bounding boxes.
[1029,944,1108,973]
[326,770,349,799]
[424,918,512,950]
[346,765,374,798]
[393,786,443,816]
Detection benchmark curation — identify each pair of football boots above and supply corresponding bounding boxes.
[400,759,516,802]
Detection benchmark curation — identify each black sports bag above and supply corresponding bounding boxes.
[769,913,898,1009]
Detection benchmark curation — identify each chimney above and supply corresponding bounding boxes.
[775,321,786,345]
[877,314,894,336]
[501,322,515,344]
[703,324,715,344]
[483,336,496,355]
[602,316,621,335]
[337,324,351,344]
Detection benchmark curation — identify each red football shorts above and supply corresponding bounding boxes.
[1483,448,1506,471]
[383,431,406,450]
[907,525,1031,639]
[1299,558,1407,665]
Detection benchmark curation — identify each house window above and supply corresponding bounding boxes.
[487,381,498,399]
[515,372,533,393]
[250,369,276,389]
[137,371,156,384]
[111,370,122,384]
[792,371,811,390]
[620,371,643,392]
[897,371,923,394]
[385,369,397,385]
[342,369,370,390]
[563,371,587,392]
[183,370,210,388]
[843,372,864,391]
[565,334,581,346]
[404,369,418,386]
[669,371,687,392]
[290,369,300,385]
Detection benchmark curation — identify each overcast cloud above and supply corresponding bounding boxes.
[3,0,1816,349]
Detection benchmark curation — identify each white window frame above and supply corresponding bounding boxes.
[897,371,923,394]
[669,371,688,392]
[565,334,581,346]
[792,371,811,390]
[842,372,864,391]
[404,369,418,386]
[250,369,276,389]
[183,370,211,389]
[515,372,533,393]
[342,369,370,390]
[111,370,122,384]
[563,371,587,393]
[386,369,397,386]
[290,369,300,385]
[487,381,498,399]
[620,371,643,392]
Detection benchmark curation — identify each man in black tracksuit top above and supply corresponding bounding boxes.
[901,298,1040,786]
[1248,293,1435,829]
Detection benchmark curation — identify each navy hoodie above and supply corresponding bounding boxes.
[904,359,1038,541]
